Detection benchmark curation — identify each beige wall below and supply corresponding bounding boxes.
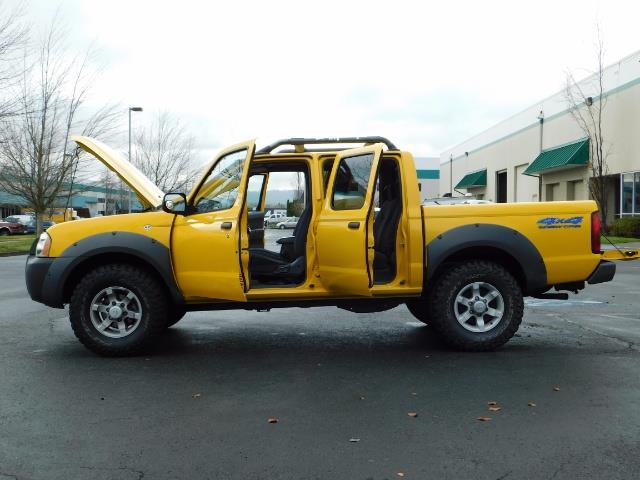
[541,167,589,201]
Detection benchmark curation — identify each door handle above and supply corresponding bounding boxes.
[221,222,233,230]
[348,221,360,229]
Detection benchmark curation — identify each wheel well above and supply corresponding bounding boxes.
[430,246,528,293]
[0,227,10,233]
[62,252,170,304]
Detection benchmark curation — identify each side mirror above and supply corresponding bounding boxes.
[162,192,187,214]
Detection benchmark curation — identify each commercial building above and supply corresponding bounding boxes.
[0,182,142,219]
[414,156,440,201]
[440,49,640,222]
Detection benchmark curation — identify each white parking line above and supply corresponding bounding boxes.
[525,299,603,307]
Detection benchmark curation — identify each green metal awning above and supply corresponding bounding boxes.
[455,169,487,189]
[524,139,589,175]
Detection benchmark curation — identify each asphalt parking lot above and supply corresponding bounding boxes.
[1,254,639,480]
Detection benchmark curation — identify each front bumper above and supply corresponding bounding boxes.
[25,255,57,306]
[587,260,616,285]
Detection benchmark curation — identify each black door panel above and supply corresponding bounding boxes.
[248,211,266,248]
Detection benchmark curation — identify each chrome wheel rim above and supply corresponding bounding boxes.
[454,282,504,333]
[89,286,143,338]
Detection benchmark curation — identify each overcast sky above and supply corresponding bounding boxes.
[19,0,640,167]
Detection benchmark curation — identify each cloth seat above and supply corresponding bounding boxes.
[249,206,312,280]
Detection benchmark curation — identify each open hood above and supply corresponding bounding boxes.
[71,135,164,210]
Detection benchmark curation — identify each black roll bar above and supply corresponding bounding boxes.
[256,136,398,154]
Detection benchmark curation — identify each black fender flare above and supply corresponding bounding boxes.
[425,224,547,294]
[41,231,183,308]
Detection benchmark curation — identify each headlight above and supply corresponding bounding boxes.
[35,232,51,257]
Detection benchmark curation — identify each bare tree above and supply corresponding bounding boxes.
[132,112,195,192]
[288,172,305,216]
[0,2,28,118]
[564,30,609,222]
[100,168,120,215]
[0,14,116,234]
[62,103,122,211]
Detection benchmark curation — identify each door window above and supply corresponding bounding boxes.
[322,158,335,194]
[331,153,374,210]
[193,149,247,213]
[247,174,266,211]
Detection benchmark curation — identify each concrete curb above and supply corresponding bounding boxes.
[0,252,28,258]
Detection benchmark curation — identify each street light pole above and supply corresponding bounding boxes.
[128,106,143,213]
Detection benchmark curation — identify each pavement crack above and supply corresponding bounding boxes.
[0,470,32,480]
[80,466,145,479]
[496,471,511,480]
[556,313,638,353]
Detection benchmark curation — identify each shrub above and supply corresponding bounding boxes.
[612,217,640,238]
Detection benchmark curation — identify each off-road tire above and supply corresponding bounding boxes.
[405,299,429,325]
[428,261,523,351]
[69,264,168,356]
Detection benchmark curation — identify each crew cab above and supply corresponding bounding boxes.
[25,136,639,356]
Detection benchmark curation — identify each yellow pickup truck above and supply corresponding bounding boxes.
[25,136,638,356]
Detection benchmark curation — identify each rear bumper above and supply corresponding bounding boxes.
[587,260,616,285]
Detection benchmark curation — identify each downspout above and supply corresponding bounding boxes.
[537,110,544,201]
[449,154,453,195]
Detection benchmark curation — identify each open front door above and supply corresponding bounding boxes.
[171,140,255,302]
[315,144,383,295]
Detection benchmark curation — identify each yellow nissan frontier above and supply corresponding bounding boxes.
[24,137,638,356]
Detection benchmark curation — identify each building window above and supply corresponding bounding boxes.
[621,172,640,216]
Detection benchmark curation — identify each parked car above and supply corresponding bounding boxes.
[264,212,286,227]
[276,217,298,229]
[25,135,639,357]
[0,218,26,236]
[4,214,35,227]
[24,220,56,234]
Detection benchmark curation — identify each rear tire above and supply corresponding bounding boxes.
[428,261,523,351]
[69,264,168,356]
[0,229,8,236]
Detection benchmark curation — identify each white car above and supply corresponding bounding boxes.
[4,214,35,226]
[275,217,298,229]
[264,213,286,227]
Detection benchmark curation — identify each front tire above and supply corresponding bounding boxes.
[428,261,523,351]
[69,264,168,356]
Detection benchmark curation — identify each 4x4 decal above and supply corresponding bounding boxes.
[537,216,583,229]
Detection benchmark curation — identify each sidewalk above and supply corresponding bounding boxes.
[602,241,640,250]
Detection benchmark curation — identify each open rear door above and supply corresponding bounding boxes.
[315,144,383,296]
